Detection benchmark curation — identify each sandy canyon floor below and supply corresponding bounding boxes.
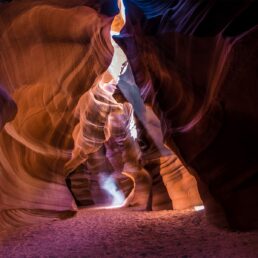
[1,208,258,257]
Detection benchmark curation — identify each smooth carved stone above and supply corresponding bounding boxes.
[112,62,202,211]
[65,78,152,209]
[0,0,116,230]
[119,0,258,229]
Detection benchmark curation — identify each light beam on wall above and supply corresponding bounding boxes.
[194,205,205,211]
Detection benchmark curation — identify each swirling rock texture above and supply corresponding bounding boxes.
[0,0,257,233]
[116,0,258,229]
[0,0,118,229]
[134,103,202,211]
[114,62,202,211]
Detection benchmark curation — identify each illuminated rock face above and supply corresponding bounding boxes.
[0,0,202,228]
[117,0,258,229]
[0,0,257,231]
[0,0,117,229]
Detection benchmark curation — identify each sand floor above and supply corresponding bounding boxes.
[1,208,258,257]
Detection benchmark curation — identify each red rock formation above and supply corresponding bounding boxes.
[109,64,202,211]
[0,0,204,227]
[116,0,258,229]
[1,0,256,232]
[0,0,117,229]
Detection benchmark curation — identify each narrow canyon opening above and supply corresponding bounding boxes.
[64,0,204,213]
[0,0,258,257]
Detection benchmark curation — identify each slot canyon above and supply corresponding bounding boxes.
[0,0,258,257]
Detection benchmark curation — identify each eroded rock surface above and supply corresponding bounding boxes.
[0,0,117,229]
[117,0,258,229]
[1,0,257,231]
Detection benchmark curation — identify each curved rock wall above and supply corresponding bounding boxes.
[117,0,258,229]
[1,0,257,231]
[0,0,116,229]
